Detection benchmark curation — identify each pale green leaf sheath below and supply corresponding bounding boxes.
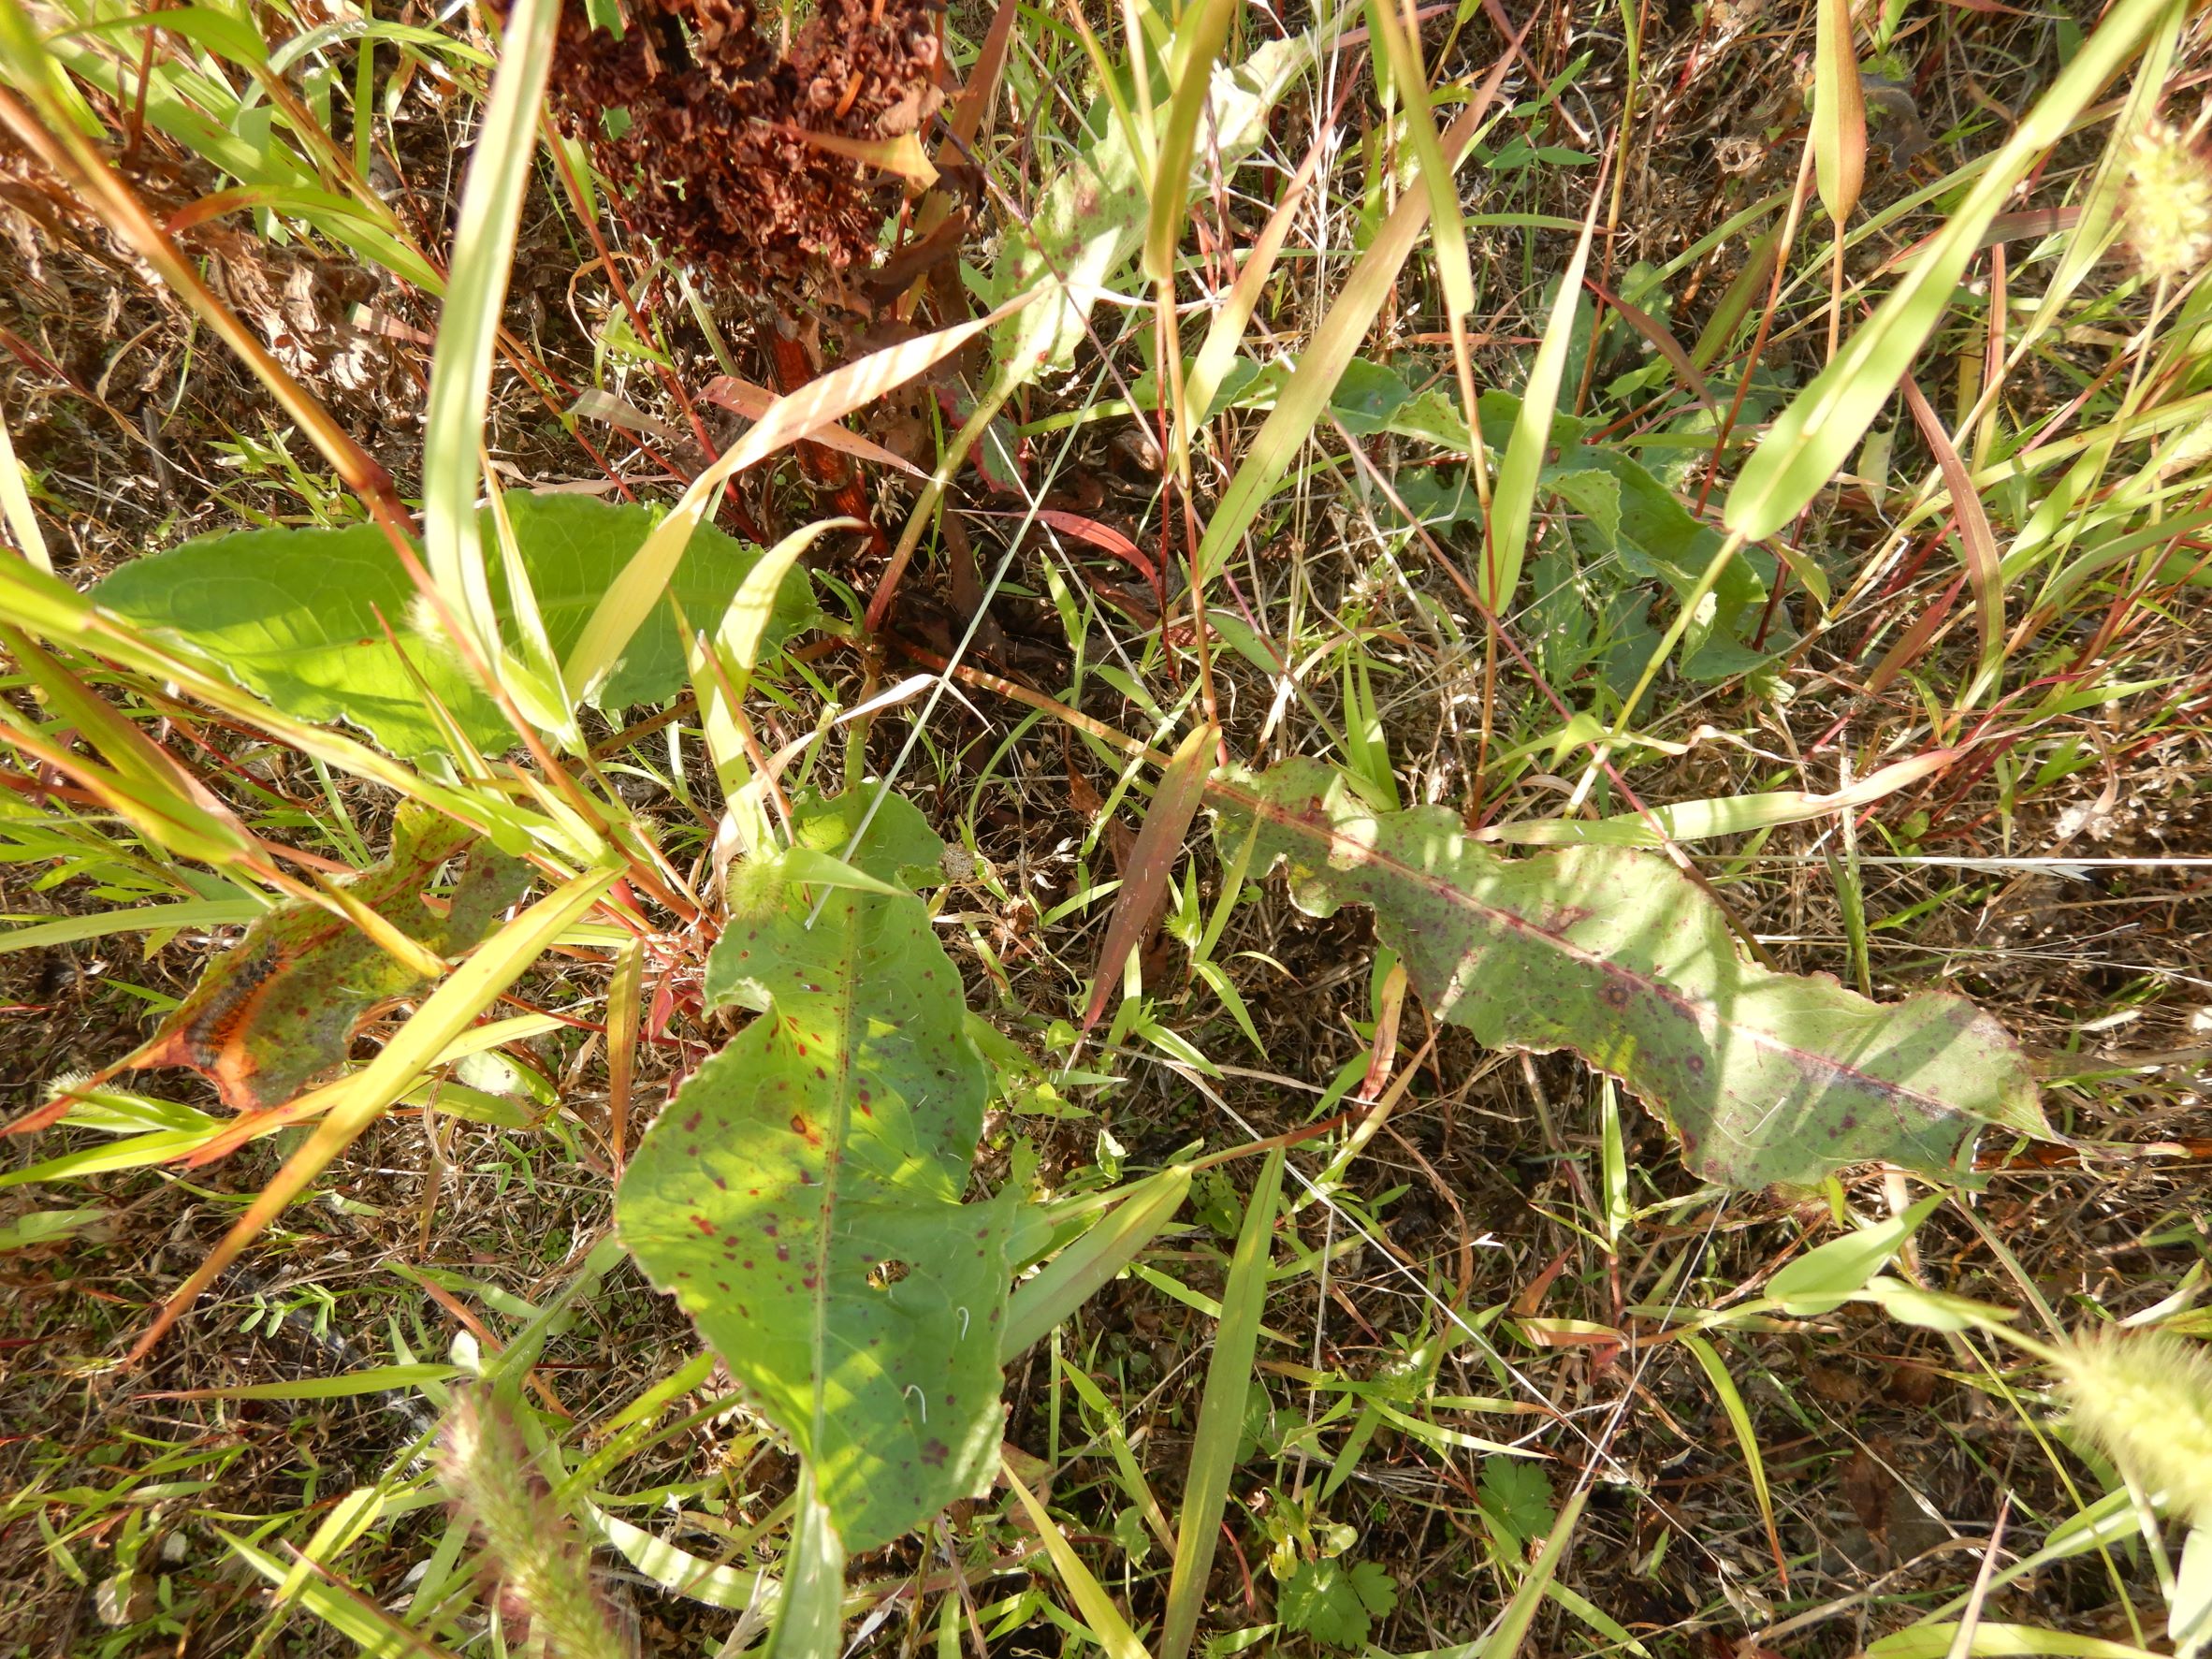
[1215,761,2046,1188]
[618,791,1013,1552]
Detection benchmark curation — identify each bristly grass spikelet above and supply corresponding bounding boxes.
[2055,1330,2212,1526]
[440,1390,633,1659]
[2121,114,2212,279]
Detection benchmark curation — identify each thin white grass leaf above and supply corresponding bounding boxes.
[420,0,560,662]
[1001,1459,1151,1659]
[1161,1146,1284,1659]
[589,1509,779,1611]
[1002,1165,1194,1358]
[1724,0,2178,541]
[0,411,52,573]
[1812,0,1865,227]
[1482,749,1957,846]
[1487,177,1606,611]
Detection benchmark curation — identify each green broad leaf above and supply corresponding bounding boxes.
[1279,1558,1398,1649]
[1478,1455,1557,1545]
[1544,467,1623,554]
[91,496,812,761]
[134,806,530,1112]
[617,789,1014,1558]
[1212,760,2047,1189]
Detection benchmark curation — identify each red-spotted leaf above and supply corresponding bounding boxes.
[1213,761,2046,1188]
[133,807,530,1112]
[617,789,1012,1557]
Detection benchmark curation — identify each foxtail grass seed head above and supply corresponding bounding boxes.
[2122,117,2212,281]
[2054,1330,2212,1526]
[439,1391,632,1659]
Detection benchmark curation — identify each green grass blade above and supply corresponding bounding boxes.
[419,0,559,662]
[1159,1145,1283,1659]
[1681,1332,1786,1584]
[1487,173,1606,611]
[1723,0,2178,541]
[1141,0,1239,284]
[1192,57,1516,586]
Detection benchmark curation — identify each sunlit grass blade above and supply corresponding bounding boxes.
[419,0,559,665]
[1723,0,2178,542]
[1193,36,1524,586]
[1159,1146,1283,1659]
[1681,1332,1787,1585]
[1486,170,1607,612]
[1141,0,1238,284]
[569,305,1018,691]
[0,410,51,573]
[1002,1165,1194,1359]
[126,863,619,1361]
[1002,1455,1152,1659]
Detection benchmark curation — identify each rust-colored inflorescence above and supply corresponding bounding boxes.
[548,0,945,303]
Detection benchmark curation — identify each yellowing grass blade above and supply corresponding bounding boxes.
[1812,0,1865,230]
[564,303,1022,697]
[419,0,560,663]
[1724,0,2177,543]
[1083,720,1217,1029]
[1002,1457,1151,1659]
[1487,168,1608,612]
[127,864,619,1361]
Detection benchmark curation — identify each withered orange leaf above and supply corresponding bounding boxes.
[133,808,531,1112]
